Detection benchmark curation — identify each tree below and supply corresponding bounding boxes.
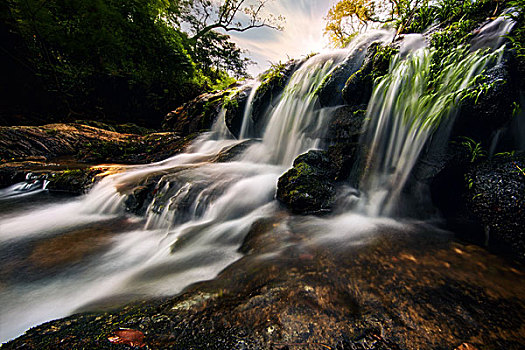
[180,0,284,41]
[324,0,373,47]
[324,0,427,47]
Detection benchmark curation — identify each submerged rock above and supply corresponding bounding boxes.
[4,223,525,349]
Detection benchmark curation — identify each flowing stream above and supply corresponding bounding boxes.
[0,18,516,343]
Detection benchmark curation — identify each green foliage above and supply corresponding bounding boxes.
[430,20,475,52]
[1,0,257,127]
[405,4,435,33]
[325,0,503,44]
[371,45,399,80]
[460,75,504,104]
[257,62,288,96]
[456,136,487,163]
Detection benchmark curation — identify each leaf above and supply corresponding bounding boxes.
[108,329,146,348]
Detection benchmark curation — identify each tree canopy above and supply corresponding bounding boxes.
[324,0,503,48]
[0,0,280,127]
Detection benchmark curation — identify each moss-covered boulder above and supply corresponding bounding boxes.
[251,60,300,126]
[46,168,102,195]
[162,89,233,134]
[276,151,337,214]
[342,43,398,107]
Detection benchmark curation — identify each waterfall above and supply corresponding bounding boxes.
[0,30,392,342]
[358,46,504,216]
[0,13,516,342]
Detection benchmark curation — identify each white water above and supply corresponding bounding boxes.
[0,17,515,343]
[0,32,392,343]
[358,44,505,216]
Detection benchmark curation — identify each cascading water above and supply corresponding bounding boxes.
[357,45,505,216]
[0,30,391,342]
[0,14,517,344]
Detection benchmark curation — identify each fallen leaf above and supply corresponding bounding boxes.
[108,329,145,347]
[455,343,478,350]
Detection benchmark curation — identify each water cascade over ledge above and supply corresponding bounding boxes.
[0,15,519,344]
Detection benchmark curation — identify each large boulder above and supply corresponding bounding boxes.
[452,51,520,146]
[276,150,338,214]
[464,153,525,260]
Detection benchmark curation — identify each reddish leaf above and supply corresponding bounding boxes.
[455,343,478,350]
[108,329,145,348]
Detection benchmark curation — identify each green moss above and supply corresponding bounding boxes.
[257,62,288,97]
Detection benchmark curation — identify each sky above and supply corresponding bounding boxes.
[226,0,337,77]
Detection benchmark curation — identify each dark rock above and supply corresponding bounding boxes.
[124,184,156,215]
[326,142,360,182]
[317,41,393,108]
[224,85,252,138]
[5,226,525,350]
[46,168,102,195]
[325,105,367,144]
[342,43,397,107]
[276,150,337,214]
[453,51,520,146]
[251,60,301,126]
[211,140,258,163]
[162,89,232,134]
[464,153,525,260]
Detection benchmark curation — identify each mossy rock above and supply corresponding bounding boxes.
[47,168,101,195]
[223,85,252,138]
[162,89,233,134]
[453,51,520,146]
[251,60,300,126]
[342,43,397,107]
[276,150,337,214]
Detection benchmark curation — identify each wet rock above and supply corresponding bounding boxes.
[276,150,337,214]
[224,85,252,138]
[342,43,397,107]
[325,106,367,144]
[251,60,301,126]
[453,51,520,145]
[124,184,156,215]
[326,142,360,182]
[316,42,393,108]
[46,168,102,195]
[464,153,525,260]
[5,226,525,350]
[211,140,258,163]
[162,89,232,134]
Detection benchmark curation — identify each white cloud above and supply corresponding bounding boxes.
[226,0,337,76]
